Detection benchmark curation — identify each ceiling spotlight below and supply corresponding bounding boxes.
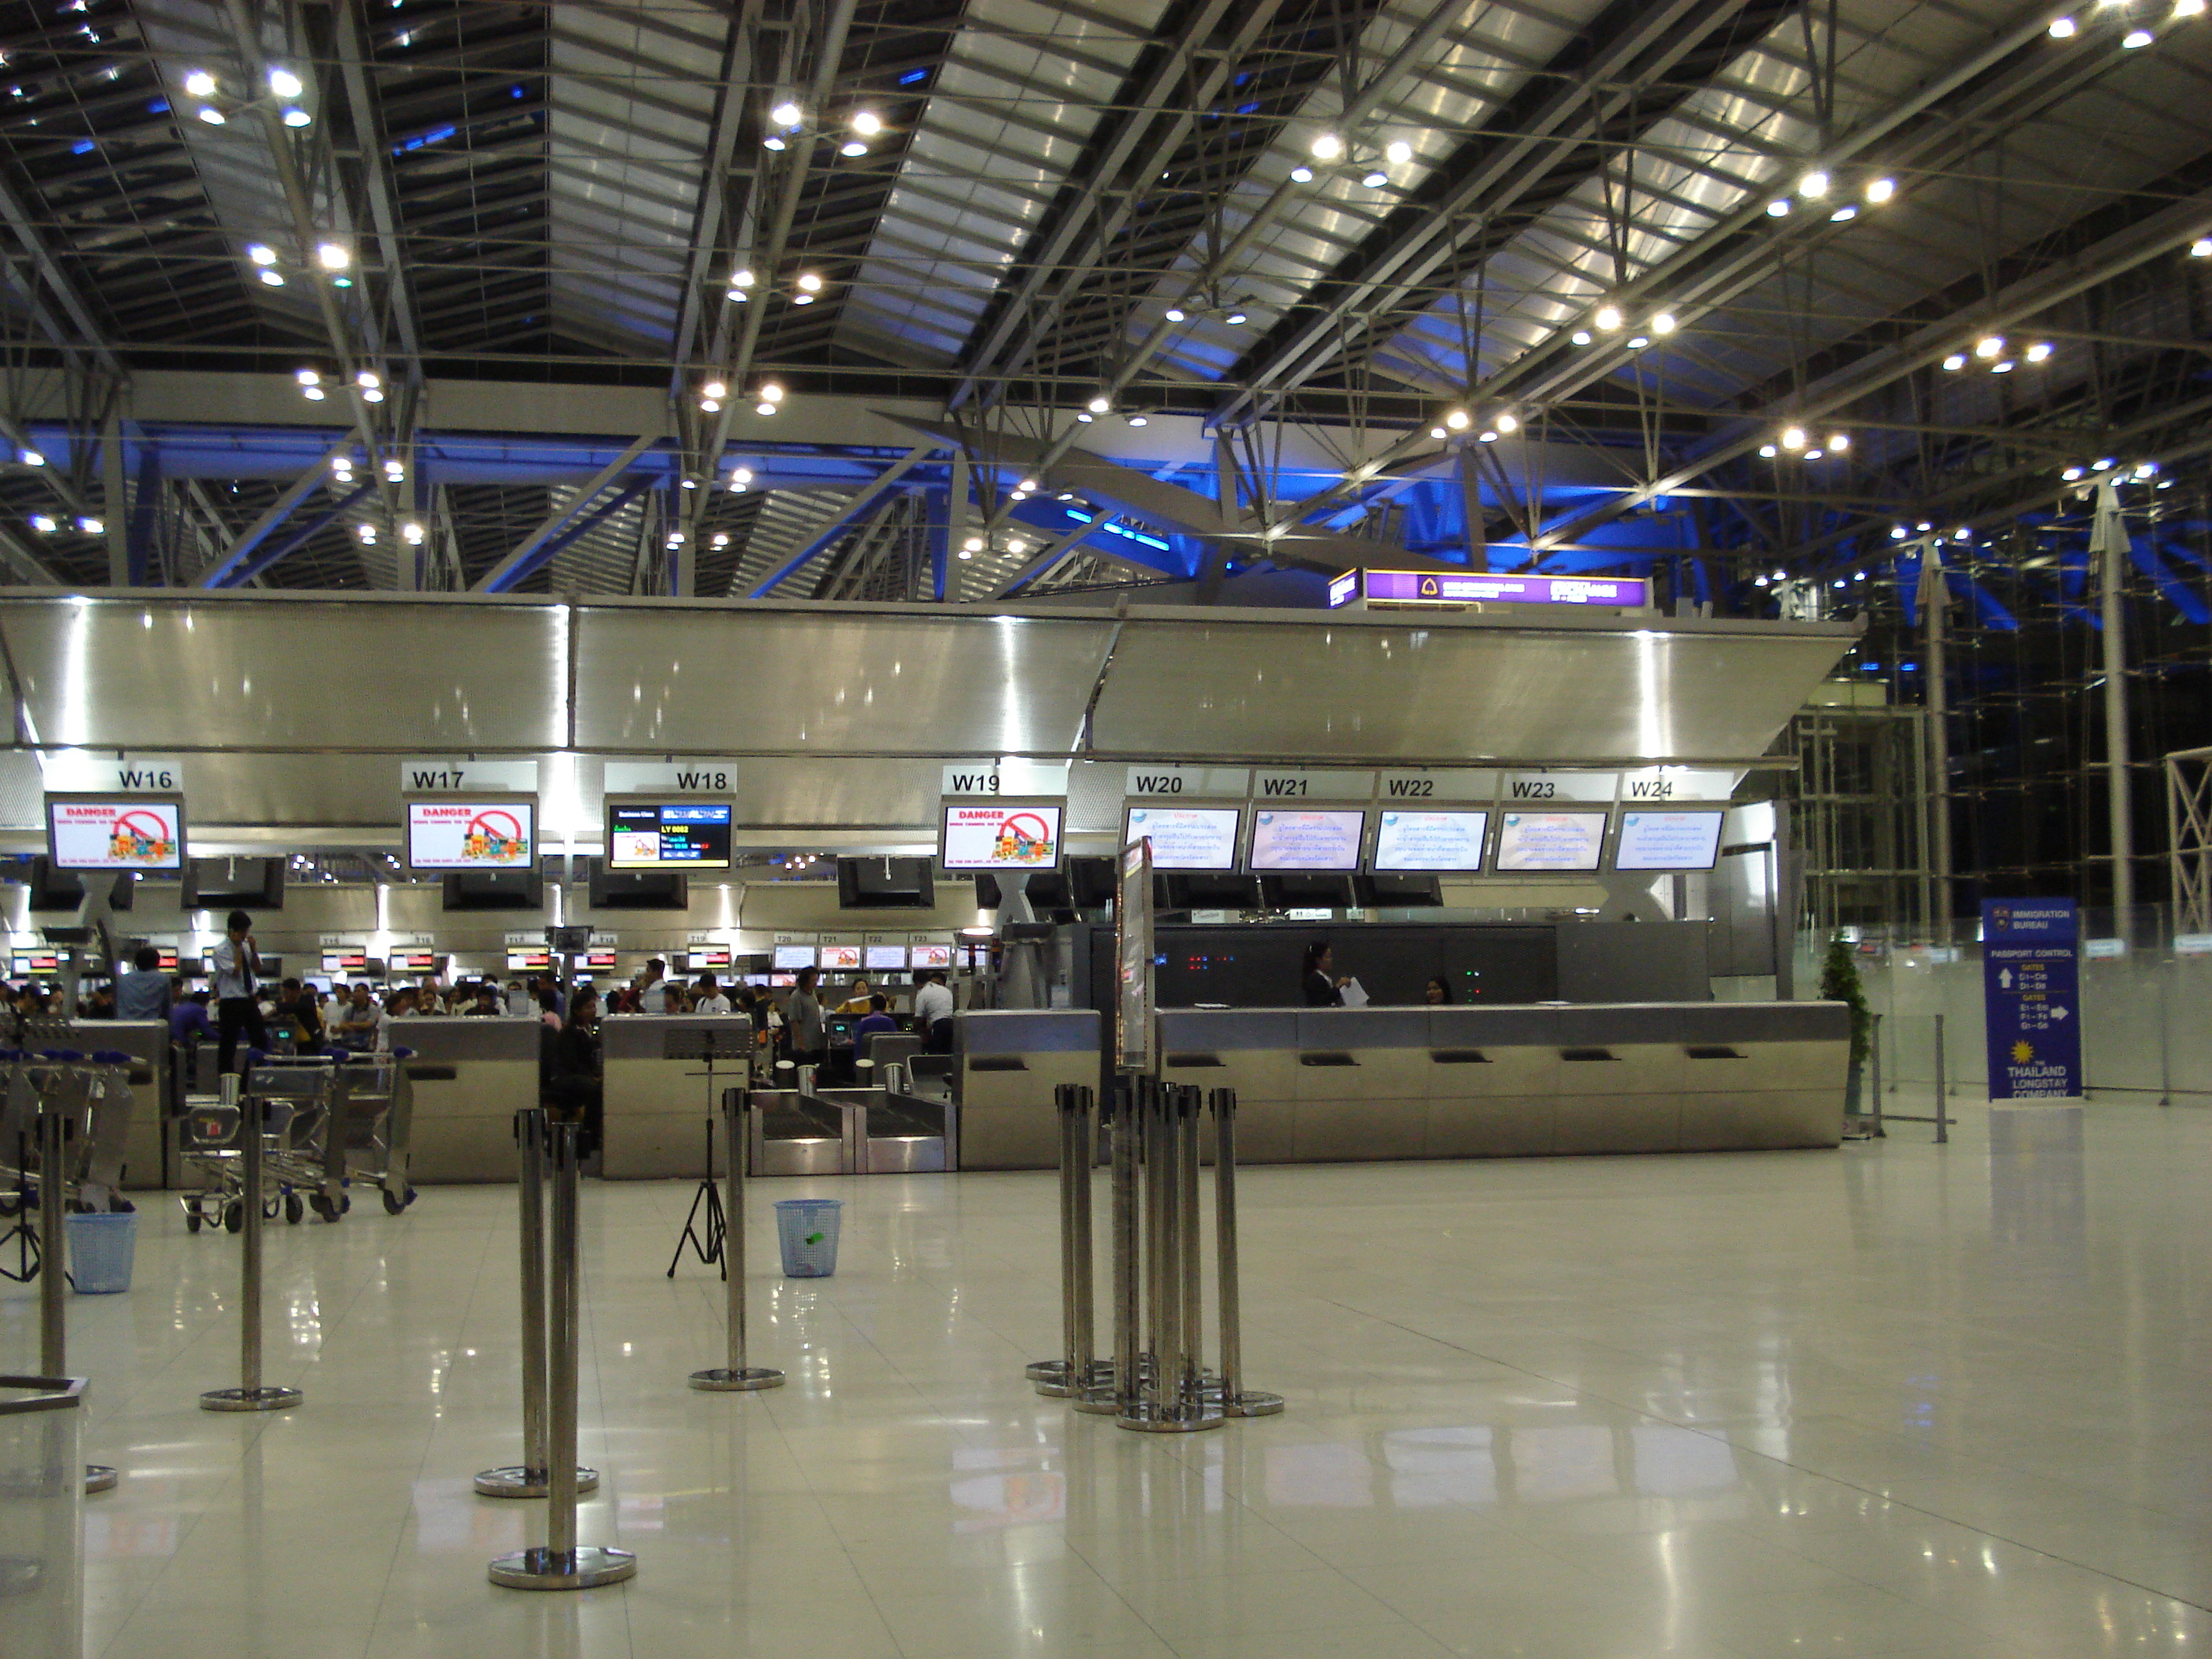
[1827,433,1849,451]
[769,99,802,127]
[840,140,868,158]
[1830,204,1858,222]
[1019,477,1038,491]
[962,536,984,553]
[1362,169,1388,189]
[2026,341,2054,361]
[1974,335,2007,359]
[302,385,325,400]
[1799,169,1830,197]
[1445,408,1470,431]
[729,467,753,485]
[1310,132,1342,161]
[258,269,285,287]
[356,523,375,542]
[2193,238,2212,256]
[1087,394,1112,414]
[1892,524,1910,538]
[1164,305,1186,321]
[1127,414,1148,427]
[1766,197,1791,216]
[1781,426,1806,450]
[1289,164,1314,183]
[317,242,349,270]
[711,533,729,548]
[1477,428,1498,443]
[762,135,786,151]
[729,267,756,289]
[356,369,380,389]
[2177,0,2206,14]
[703,379,728,400]
[850,109,882,136]
[796,271,823,292]
[184,69,216,98]
[17,449,41,467]
[2050,13,2077,32]
[1594,305,1623,331]
[2063,465,2086,481]
[791,292,814,304]
[1865,177,1897,204]
[1570,329,1592,345]
[30,514,55,533]
[1007,538,1026,554]
[1627,335,1650,349]
[1495,413,1519,434]
[247,243,276,265]
[1225,308,1248,325]
[268,66,303,99]
[1759,444,1779,458]
[1942,352,1966,370]
[1385,139,1413,165]
[296,367,320,385]
[666,530,685,545]
[1650,312,1676,333]
[403,521,425,544]
[361,386,384,403]
[757,382,784,403]
[1076,411,1094,423]
[385,459,405,479]
[1429,426,1447,440]
[1989,359,2012,373]
[699,398,721,413]
[78,516,102,534]
[755,401,776,416]
[2123,27,2154,45]
[281,107,311,127]
[1804,449,1825,460]
[196,106,224,125]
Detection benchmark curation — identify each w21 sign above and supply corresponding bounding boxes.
[1981,899,2081,1100]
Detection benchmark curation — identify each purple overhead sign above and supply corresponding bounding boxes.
[1335,569,1650,609]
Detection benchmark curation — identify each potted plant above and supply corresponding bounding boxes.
[1819,934,1874,1122]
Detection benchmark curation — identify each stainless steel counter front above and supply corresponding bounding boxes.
[1159,1002,1849,1160]
[52,1020,168,1190]
[601,1015,755,1179]
[390,1017,541,1182]
[952,1010,1100,1170]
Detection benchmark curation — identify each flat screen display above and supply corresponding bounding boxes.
[940,801,1064,871]
[505,948,552,971]
[771,944,816,971]
[688,946,731,968]
[1372,810,1490,872]
[1123,806,1241,872]
[1247,809,1367,872]
[1614,809,1726,871]
[1494,810,1609,873]
[46,794,185,871]
[864,945,907,971]
[11,953,58,976]
[155,948,179,971]
[819,944,862,971]
[910,943,953,969]
[322,951,368,974]
[606,799,733,871]
[769,971,796,987]
[392,950,440,971]
[577,948,619,970]
[406,798,535,872]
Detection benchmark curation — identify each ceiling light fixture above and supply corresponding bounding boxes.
[196,106,224,124]
[246,243,276,265]
[1781,426,1807,450]
[1087,394,1111,414]
[2049,13,2077,33]
[17,449,41,467]
[1225,308,1248,325]
[850,109,882,136]
[1865,177,1897,204]
[1444,408,1470,431]
[1570,329,1592,345]
[1828,433,1849,451]
[1943,352,1967,370]
[2123,26,2154,44]
[1830,204,1858,222]
[1766,197,1791,216]
[1594,305,1623,331]
[1759,444,1779,458]
[796,271,822,292]
[769,99,802,127]
[1361,169,1388,188]
[184,69,216,98]
[267,66,302,99]
[1164,305,1186,321]
[1496,413,1519,433]
[2026,341,2054,361]
[1799,169,1830,197]
[1310,132,1342,160]
[1974,334,2005,357]
[317,241,349,270]
[281,107,311,127]
[840,140,868,157]
[1650,312,1676,333]
[1385,139,1413,164]
[761,134,786,151]
[258,269,284,287]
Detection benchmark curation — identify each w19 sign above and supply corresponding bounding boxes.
[1981,899,2081,1100]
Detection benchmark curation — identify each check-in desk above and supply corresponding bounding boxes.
[394,1017,542,1182]
[951,1010,1101,1170]
[1158,1003,1848,1161]
[601,1015,753,1179]
[50,1020,169,1190]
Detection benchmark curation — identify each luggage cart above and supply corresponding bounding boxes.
[327,1046,417,1215]
[178,1085,311,1234]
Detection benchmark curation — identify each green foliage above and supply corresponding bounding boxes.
[1819,934,1873,1068]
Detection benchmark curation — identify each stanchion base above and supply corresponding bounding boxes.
[1069,1392,1120,1416]
[1223,1390,1286,1418]
[199,1386,303,1413]
[84,1464,117,1494]
[1024,1359,1066,1384]
[473,1465,601,1498]
[688,1367,785,1392]
[487,1545,637,1591]
[1115,1404,1225,1434]
[1035,1359,1115,1398]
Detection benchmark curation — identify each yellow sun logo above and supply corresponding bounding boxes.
[2011,1039,2035,1064]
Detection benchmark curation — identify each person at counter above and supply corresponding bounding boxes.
[212,909,268,1075]
[1425,977,1452,1005]
[639,958,671,1014]
[835,978,875,1016]
[331,983,379,1047]
[376,986,418,1051]
[693,974,732,1015]
[786,966,827,1066]
[116,946,172,1022]
[912,969,955,1054]
[546,987,603,1156]
[1302,941,1352,1008]
[171,988,213,1045]
[854,994,897,1046]
[464,981,504,1017]
[276,979,325,1053]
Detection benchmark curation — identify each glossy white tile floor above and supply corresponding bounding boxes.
[7,1100,2211,1658]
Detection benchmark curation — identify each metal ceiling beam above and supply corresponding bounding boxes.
[471,432,660,591]
[667,3,760,389]
[748,442,935,596]
[330,0,424,375]
[500,478,653,593]
[207,482,377,588]
[195,437,359,589]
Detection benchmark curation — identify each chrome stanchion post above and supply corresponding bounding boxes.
[479,1107,599,1495]
[1178,1086,1202,1404]
[1868,1012,1885,1137]
[1069,1085,1098,1398]
[1119,1078,1220,1433]
[36,1078,118,1491]
[1079,1079,1136,1418]
[1933,1014,1949,1144]
[1027,1084,1079,1391]
[1210,1088,1282,1418]
[490,1118,635,1590]
[201,1070,302,1412]
[691,1089,784,1392]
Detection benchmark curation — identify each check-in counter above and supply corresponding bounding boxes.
[1158,1002,1849,1161]
[601,1015,754,1179]
[952,1010,1100,1170]
[51,1021,169,1190]
[392,1017,541,1182]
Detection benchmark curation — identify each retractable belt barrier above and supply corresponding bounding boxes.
[688,1089,784,1393]
[198,1072,303,1413]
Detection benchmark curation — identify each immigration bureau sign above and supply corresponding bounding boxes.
[1981,899,2082,1100]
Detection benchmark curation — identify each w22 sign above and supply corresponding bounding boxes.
[1981,899,2082,1100]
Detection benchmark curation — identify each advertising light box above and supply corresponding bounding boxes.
[1494,810,1609,873]
[1372,810,1490,872]
[406,797,536,872]
[1614,809,1725,871]
[606,798,733,871]
[940,800,1064,871]
[46,794,186,871]
[770,944,817,971]
[1123,805,1242,871]
[1247,809,1367,872]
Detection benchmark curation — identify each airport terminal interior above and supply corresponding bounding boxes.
[0,0,2211,1652]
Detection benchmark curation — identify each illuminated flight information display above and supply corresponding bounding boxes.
[607,800,734,870]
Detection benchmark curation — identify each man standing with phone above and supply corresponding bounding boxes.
[212,908,269,1075]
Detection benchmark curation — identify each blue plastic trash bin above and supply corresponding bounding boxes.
[773,1198,843,1278]
[65,1211,137,1294]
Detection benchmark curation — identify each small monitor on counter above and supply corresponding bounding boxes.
[1123,805,1243,871]
[1493,810,1609,873]
[1613,809,1725,871]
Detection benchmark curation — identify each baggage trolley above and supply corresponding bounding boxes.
[178,1087,311,1234]
[326,1046,418,1215]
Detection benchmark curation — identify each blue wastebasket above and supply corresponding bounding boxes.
[773,1198,843,1277]
[65,1210,137,1294]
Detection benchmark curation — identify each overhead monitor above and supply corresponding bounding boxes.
[10,952,58,977]
[506,948,552,971]
[1614,809,1727,871]
[577,948,619,970]
[769,971,797,987]
[391,950,441,971]
[606,797,734,871]
[770,943,816,971]
[155,948,179,972]
[45,794,185,871]
[938,800,1066,871]
[818,944,862,971]
[1494,810,1609,873]
[1123,805,1242,872]
[406,797,536,873]
[684,946,729,969]
[321,950,369,974]
[864,944,907,971]
[1246,809,1367,873]
[1372,809,1491,873]
[910,943,953,970]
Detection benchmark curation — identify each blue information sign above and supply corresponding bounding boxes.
[1981,899,2081,1100]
